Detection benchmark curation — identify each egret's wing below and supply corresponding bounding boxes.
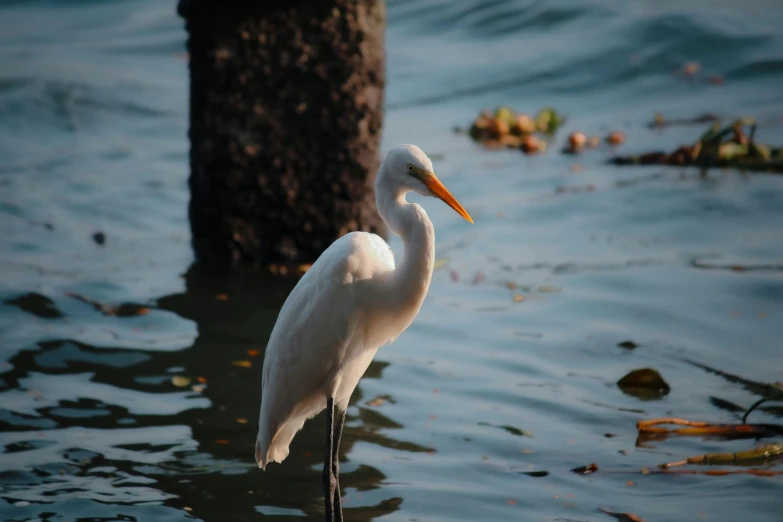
[256,232,393,466]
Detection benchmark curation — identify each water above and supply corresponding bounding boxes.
[1,0,782,520]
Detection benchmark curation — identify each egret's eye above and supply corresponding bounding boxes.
[406,164,415,173]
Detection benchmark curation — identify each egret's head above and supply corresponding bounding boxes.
[380,144,473,223]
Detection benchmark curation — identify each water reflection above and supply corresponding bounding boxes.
[0,266,427,521]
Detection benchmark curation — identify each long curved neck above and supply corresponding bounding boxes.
[377,182,435,314]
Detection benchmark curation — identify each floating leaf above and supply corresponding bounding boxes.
[513,294,525,303]
[606,131,626,145]
[215,293,229,301]
[617,341,638,350]
[494,106,516,127]
[237,418,248,424]
[718,142,748,161]
[535,107,564,134]
[171,375,192,388]
[367,397,385,407]
[247,349,260,356]
[232,360,252,368]
[433,257,449,271]
[750,143,771,161]
[617,368,670,400]
[518,470,549,478]
[570,463,599,474]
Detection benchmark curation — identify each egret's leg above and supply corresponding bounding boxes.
[324,398,337,521]
[332,408,346,522]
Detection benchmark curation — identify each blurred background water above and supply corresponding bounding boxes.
[1,0,783,521]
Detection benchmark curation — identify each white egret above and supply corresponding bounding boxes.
[255,144,473,521]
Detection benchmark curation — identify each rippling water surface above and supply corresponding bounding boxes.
[1,1,782,521]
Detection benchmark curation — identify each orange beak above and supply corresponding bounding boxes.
[423,172,474,224]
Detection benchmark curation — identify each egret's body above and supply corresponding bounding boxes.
[255,144,472,521]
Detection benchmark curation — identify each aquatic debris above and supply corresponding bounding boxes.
[433,257,449,271]
[232,360,252,368]
[521,134,547,155]
[742,391,783,423]
[617,368,671,400]
[610,119,783,173]
[92,231,106,245]
[657,467,783,477]
[657,443,783,469]
[563,131,587,154]
[680,61,701,78]
[606,131,625,146]
[214,293,229,301]
[599,507,645,522]
[478,421,534,438]
[571,462,599,474]
[617,341,638,350]
[366,395,386,407]
[535,107,564,135]
[518,470,549,477]
[467,106,565,153]
[171,375,192,387]
[569,131,586,149]
[647,112,719,129]
[636,418,783,439]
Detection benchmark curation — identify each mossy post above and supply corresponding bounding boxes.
[178,0,387,274]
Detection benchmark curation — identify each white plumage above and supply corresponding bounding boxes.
[255,144,473,481]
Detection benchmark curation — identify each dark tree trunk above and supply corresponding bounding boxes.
[178,0,387,274]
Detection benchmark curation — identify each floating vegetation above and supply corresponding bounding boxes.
[637,417,783,440]
[657,443,783,469]
[632,366,783,479]
[465,106,565,154]
[610,118,783,173]
[570,463,599,475]
[458,106,783,174]
[518,470,549,478]
[647,112,719,129]
[617,368,671,400]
